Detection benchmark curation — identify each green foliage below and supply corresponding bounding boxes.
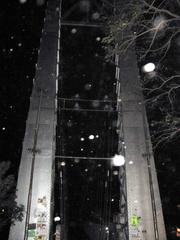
[0,161,23,232]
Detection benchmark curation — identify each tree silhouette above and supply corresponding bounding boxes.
[0,161,23,232]
[102,0,180,147]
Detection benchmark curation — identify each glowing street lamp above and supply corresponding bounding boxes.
[142,63,155,73]
[112,154,125,166]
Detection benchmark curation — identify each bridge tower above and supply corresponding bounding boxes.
[117,49,167,239]
[9,0,61,239]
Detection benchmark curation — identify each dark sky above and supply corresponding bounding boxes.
[0,0,46,172]
[0,0,180,239]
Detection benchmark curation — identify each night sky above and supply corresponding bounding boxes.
[0,0,180,239]
[0,0,46,174]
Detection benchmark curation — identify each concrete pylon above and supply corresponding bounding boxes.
[8,1,61,239]
[118,48,167,239]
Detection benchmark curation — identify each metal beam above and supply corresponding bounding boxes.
[56,155,114,160]
[61,21,104,28]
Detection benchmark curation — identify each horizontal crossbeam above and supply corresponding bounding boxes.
[61,21,104,28]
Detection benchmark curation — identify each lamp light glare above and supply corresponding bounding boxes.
[88,135,95,140]
[112,154,125,166]
[142,63,155,73]
[19,0,27,3]
[113,170,119,175]
[54,216,61,222]
[129,160,134,165]
[71,28,77,34]
[61,162,66,166]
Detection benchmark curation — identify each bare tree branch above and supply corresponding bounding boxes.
[102,0,180,146]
